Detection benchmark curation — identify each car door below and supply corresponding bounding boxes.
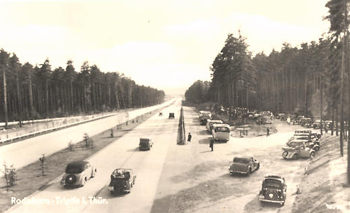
[299,143,309,157]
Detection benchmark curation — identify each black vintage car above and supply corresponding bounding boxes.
[229,157,260,175]
[108,168,136,194]
[61,161,97,187]
[169,113,175,119]
[259,175,287,206]
[139,138,153,151]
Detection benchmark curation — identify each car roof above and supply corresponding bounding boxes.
[114,168,133,172]
[67,160,89,167]
[233,157,253,161]
[264,175,284,181]
[212,123,230,127]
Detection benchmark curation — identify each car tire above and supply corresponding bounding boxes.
[314,146,320,151]
[282,151,288,159]
[81,177,86,187]
[293,154,299,160]
[281,202,285,206]
[310,152,315,158]
[66,174,77,185]
[257,163,260,170]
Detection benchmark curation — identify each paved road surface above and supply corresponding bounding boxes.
[0,99,175,170]
[6,99,181,213]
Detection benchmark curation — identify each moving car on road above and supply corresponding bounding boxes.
[212,123,230,142]
[282,141,316,159]
[139,138,153,150]
[168,113,175,119]
[229,157,260,175]
[108,168,136,194]
[259,175,287,206]
[61,161,96,187]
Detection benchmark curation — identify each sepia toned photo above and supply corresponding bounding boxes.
[0,0,349,212]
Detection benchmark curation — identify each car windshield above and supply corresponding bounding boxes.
[289,142,303,147]
[263,179,283,188]
[233,158,249,163]
[215,127,230,132]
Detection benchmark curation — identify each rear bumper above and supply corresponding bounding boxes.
[229,170,248,174]
[259,198,284,204]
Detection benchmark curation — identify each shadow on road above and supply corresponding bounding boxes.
[198,137,211,144]
[197,130,210,135]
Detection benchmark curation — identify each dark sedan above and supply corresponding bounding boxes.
[229,157,260,175]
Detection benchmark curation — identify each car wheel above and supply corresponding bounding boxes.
[256,163,260,170]
[81,177,86,187]
[314,146,320,151]
[293,154,299,160]
[310,152,315,158]
[66,174,77,185]
[282,151,288,159]
[91,169,96,178]
[281,202,285,206]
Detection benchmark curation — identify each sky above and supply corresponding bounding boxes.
[0,0,330,95]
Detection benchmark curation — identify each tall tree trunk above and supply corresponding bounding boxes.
[16,72,22,127]
[3,67,8,128]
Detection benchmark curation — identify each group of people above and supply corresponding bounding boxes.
[187,132,214,151]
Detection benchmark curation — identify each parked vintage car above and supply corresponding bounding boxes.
[300,118,313,128]
[139,138,153,150]
[282,141,316,159]
[312,119,324,129]
[168,113,175,119]
[229,157,260,175]
[292,115,305,125]
[61,161,96,187]
[199,110,212,125]
[259,175,287,206]
[206,119,223,133]
[286,138,320,151]
[108,168,136,194]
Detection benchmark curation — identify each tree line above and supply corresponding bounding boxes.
[185,0,350,184]
[0,49,165,127]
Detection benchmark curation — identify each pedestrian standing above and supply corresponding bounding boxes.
[209,139,214,151]
[266,127,270,137]
[187,133,192,142]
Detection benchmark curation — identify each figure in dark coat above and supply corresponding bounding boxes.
[187,133,192,142]
[209,139,214,151]
[266,127,270,137]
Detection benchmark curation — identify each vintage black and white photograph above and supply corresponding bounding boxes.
[0,0,349,212]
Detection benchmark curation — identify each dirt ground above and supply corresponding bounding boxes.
[152,106,350,213]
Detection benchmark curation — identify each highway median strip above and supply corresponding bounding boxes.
[0,107,166,212]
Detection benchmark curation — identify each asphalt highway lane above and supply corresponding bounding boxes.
[6,99,181,213]
[0,99,175,171]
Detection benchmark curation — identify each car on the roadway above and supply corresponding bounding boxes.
[139,138,153,150]
[61,160,97,187]
[168,113,175,119]
[259,175,287,206]
[282,141,316,159]
[229,157,260,175]
[108,168,136,194]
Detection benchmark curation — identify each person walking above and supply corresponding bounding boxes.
[209,139,214,151]
[187,133,192,142]
[266,127,270,137]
